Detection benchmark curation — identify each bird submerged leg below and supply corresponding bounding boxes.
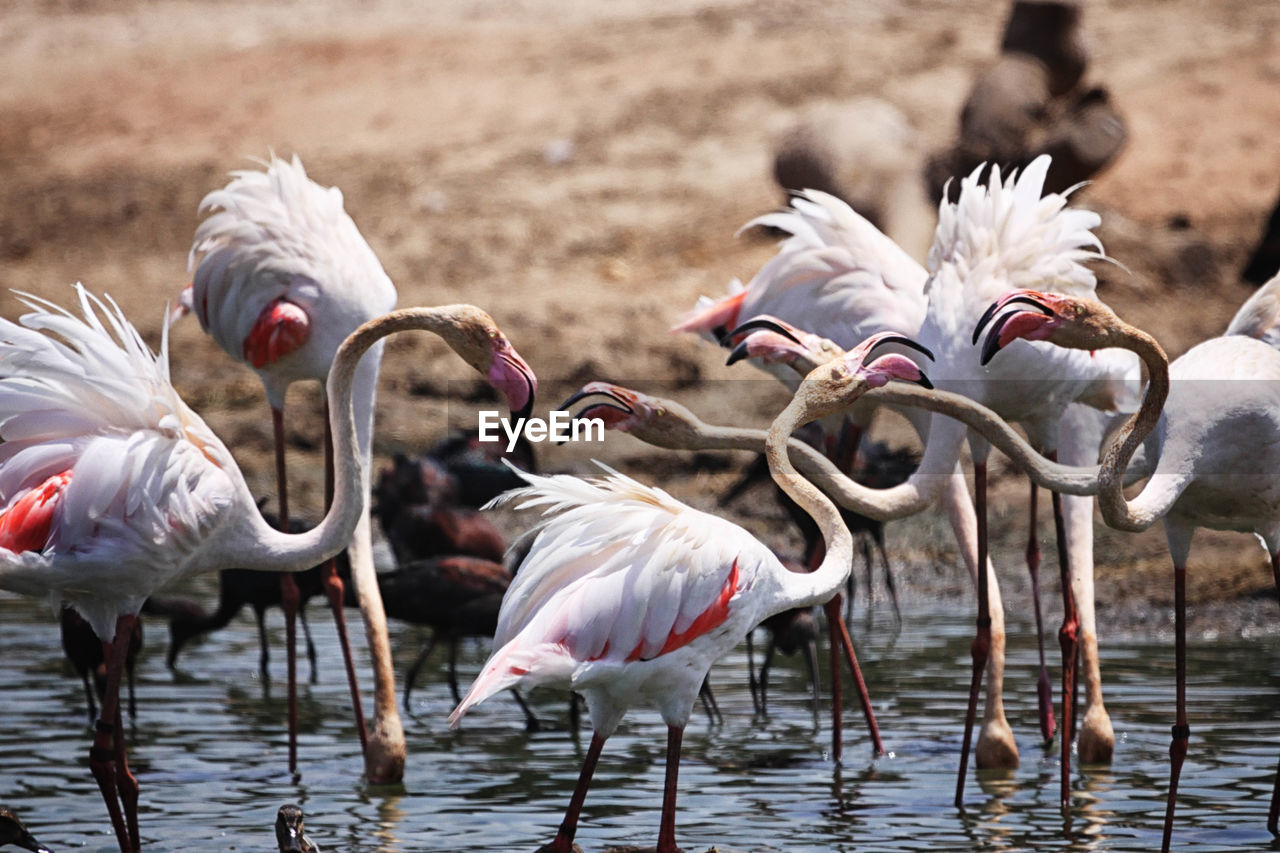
[89,613,141,853]
[272,405,301,776]
[826,597,883,757]
[1025,479,1057,745]
[698,678,722,726]
[1161,527,1193,853]
[656,725,684,853]
[322,411,369,752]
[1271,551,1280,836]
[1051,478,1080,809]
[402,633,439,711]
[956,460,991,808]
[540,731,607,853]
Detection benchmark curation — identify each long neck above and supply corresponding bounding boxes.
[765,395,854,609]
[639,417,952,521]
[216,307,474,571]
[865,385,1105,495]
[1094,324,1170,531]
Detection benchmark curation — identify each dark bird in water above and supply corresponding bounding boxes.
[60,606,142,724]
[353,555,541,727]
[275,804,319,853]
[0,806,52,853]
[372,454,508,566]
[163,515,350,683]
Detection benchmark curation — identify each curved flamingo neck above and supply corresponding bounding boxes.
[1095,324,1170,532]
[765,395,854,610]
[218,308,471,571]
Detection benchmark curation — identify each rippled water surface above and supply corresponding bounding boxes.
[2,590,1278,852]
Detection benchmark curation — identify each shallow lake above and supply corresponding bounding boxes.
[1,587,1277,852]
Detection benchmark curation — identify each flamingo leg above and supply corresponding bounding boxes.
[1161,561,1189,853]
[656,725,684,853]
[1269,550,1280,836]
[113,701,140,852]
[323,415,369,752]
[955,461,991,808]
[827,596,883,757]
[746,630,762,714]
[272,406,300,776]
[89,614,139,853]
[824,601,844,762]
[544,731,607,853]
[1026,479,1057,744]
[1051,480,1079,809]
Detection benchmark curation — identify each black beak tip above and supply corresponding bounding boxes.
[973,301,1001,344]
[914,373,934,390]
[725,341,751,366]
[722,317,803,348]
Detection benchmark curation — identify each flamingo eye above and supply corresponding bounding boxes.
[656,407,666,416]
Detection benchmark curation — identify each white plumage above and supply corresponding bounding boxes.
[0,286,239,639]
[451,462,831,734]
[188,153,396,404]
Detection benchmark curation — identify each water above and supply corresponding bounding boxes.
[2,590,1278,853]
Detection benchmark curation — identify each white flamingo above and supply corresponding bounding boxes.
[0,285,535,851]
[449,332,932,853]
[683,162,1137,797]
[184,155,537,780]
[673,189,1043,764]
[977,287,1280,848]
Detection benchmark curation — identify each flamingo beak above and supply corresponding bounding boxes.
[720,316,806,349]
[978,301,1057,366]
[857,332,934,389]
[489,340,538,421]
[553,382,637,444]
[972,291,1054,344]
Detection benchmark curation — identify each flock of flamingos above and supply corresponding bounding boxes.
[0,150,1277,853]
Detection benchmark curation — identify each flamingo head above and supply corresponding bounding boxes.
[437,306,538,421]
[722,315,845,373]
[790,331,934,423]
[556,381,709,448]
[973,289,1119,366]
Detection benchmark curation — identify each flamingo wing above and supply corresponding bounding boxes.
[450,464,765,723]
[0,285,237,637]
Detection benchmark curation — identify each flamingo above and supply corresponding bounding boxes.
[183,154,407,778]
[976,287,1280,849]
[674,181,1100,768]
[0,285,535,851]
[275,804,319,853]
[1227,268,1280,347]
[449,332,932,853]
